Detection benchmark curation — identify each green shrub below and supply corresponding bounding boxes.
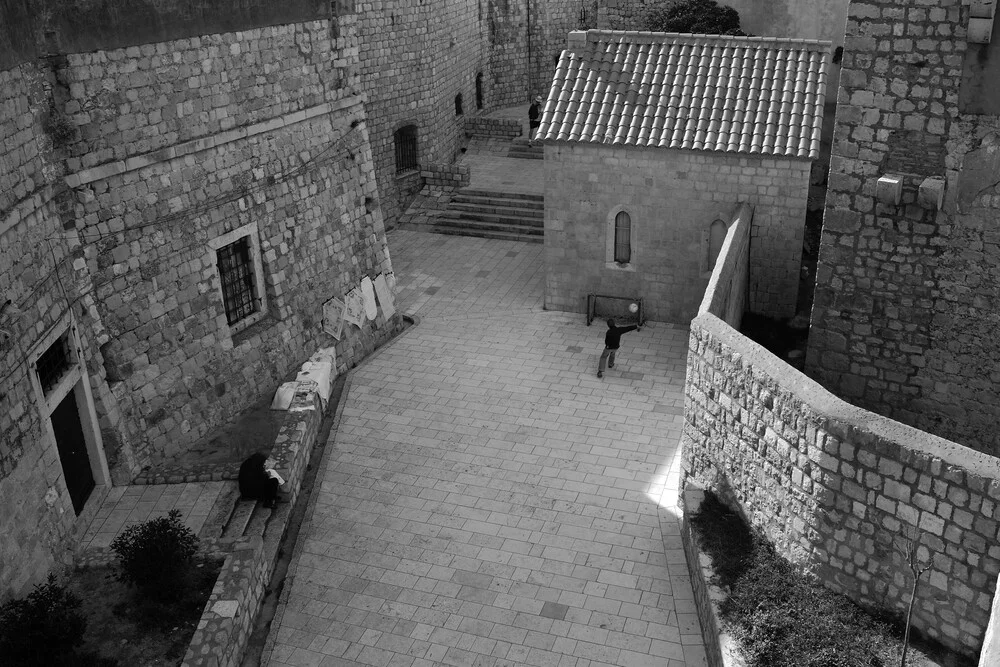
[693,492,896,667]
[0,575,87,666]
[110,509,199,599]
[645,0,745,36]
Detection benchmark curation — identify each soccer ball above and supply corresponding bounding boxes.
[628,302,639,314]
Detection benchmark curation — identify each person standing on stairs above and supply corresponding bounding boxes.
[528,95,542,142]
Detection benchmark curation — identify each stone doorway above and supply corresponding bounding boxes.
[51,390,95,515]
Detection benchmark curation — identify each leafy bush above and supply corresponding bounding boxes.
[0,575,87,665]
[692,492,897,667]
[110,509,199,599]
[646,0,745,36]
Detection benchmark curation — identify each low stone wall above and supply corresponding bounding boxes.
[699,202,752,328]
[182,366,327,667]
[464,116,523,140]
[683,313,1000,657]
[420,162,471,189]
[681,486,743,667]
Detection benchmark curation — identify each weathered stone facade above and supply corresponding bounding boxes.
[544,143,811,322]
[806,0,1000,457]
[0,2,400,600]
[356,0,583,226]
[684,314,1000,657]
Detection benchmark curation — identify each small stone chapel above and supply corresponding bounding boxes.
[536,29,830,322]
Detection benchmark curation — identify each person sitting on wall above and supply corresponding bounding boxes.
[238,452,285,509]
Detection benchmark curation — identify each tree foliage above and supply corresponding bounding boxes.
[645,0,746,36]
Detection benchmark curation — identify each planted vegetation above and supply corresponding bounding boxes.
[691,491,972,667]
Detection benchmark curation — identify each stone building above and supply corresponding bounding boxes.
[805,0,1000,457]
[0,0,400,599]
[538,29,829,322]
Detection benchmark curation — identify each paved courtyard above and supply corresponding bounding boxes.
[263,230,704,667]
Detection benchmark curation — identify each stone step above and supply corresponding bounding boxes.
[221,499,257,540]
[456,188,544,203]
[245,502,272,537]
[199,483,242,540]
[449,198,544,214]
[427,225,543,244]
[507,147,544,160]
[436,212,544,232]
[441,206,545,227]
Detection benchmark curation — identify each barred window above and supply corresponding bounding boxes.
[394,125,418,173]
[614,211,632,264]
[36,334,72,395]
[217,237,259,326]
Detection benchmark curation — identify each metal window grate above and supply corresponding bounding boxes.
[394,125,418,173]
[37,335,71,394]
[614,211,632,264]
[217,236,259,326]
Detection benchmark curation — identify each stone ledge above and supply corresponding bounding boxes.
[65,95,364,188]
[681,483,744,667]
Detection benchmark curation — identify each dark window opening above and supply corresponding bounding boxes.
[614,211,632,264]
[476,73,484,110]
[217,237,259,326]
[37,335,72,395]
[832,46,843,64]
[394,125,418,173]
[455,93,464,116]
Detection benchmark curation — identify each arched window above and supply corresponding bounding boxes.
[614,211,631,264]
[455,93,464,116]
[708,219,727,269]
[476,73,484,110]
[394,125,418,173]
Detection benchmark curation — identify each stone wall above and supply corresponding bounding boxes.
[805,0,1000,457]
[543,142,810,322]
[356,0,572,227]
[0,8,399,600]
[0,56,114,600]
[684,313,1000,657]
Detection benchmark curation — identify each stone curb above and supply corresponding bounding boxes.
[681,484,744,667]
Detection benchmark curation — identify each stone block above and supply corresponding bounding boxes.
[876,175,902,205]
[918,177,945,210]
[969,18,994,43]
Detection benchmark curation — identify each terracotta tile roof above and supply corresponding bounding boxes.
[537,30,830,159]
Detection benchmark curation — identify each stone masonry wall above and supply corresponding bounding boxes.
[806,0,1000,457]
[358,0,533,227]
[544,142,810,322]
[0,10,398,600]
[0,55,125,600]
[684,313,1000,657]
[59,19,401,468]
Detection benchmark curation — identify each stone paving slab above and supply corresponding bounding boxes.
[77,480,228,551]
[263,230,705,667]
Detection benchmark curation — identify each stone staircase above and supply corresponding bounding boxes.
[201,483,284,543]
[507,137,543,159]
[431,188,544,243]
